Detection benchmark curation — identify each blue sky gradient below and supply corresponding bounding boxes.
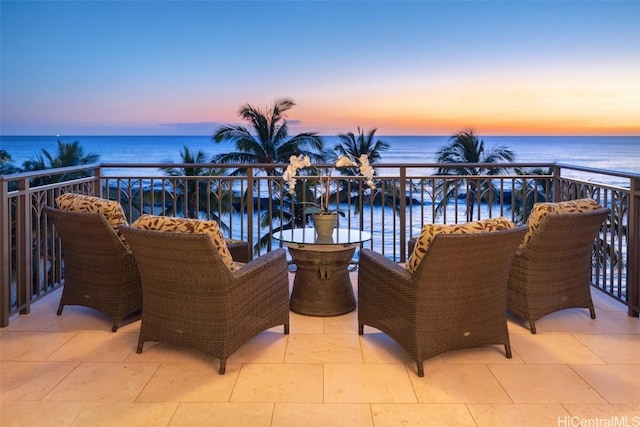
[1,0,638,136]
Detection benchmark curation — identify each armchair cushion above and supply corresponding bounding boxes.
[131,214,236,271]
[56,193,129,244]
[406,217,516,273]
[520,198,602,251]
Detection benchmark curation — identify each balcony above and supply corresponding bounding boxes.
[2,271,640,426]
[1,161,639,424]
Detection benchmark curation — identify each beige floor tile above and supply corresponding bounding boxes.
[0,361,79,401]
[273,403,373,427]
[359,332,415,365]
[0,400,84,427]
[125,341,208,363]
[571,365,640,404]
[57,307,139,334]
[137,361,239,402]
[231,363,324,403]
[440,345,523,364]
[372,403,476,426]
[227,331,288,364]
[323,311,359,335]
[46,331,138,362]
[8,300,138,333]
[2,278,637,426]
[573,334,640,364]
[590,310,640,335]
[525,309,602,335]
[506,314,533,335]
[0,331,75,361]
[509,334,605,364]
[410,363,512,404]
[284,334,362,364]
[563,403,640,421]
[169,403,274,427]
[592,291,629,312]
[73,402,178,427]
[324,364,416,403]
[289,312,324,334]
[43,362,160,402]
[467,403,570,427]
[489,364,606,404]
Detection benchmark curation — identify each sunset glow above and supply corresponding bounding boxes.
[1,1,638,136]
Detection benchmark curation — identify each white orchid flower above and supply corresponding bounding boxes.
[335,155,357,168]
[283,152,377,206]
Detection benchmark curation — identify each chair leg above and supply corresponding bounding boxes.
[417,361,424,377]
[136,338,144,354]
[284,323,290,334]
[111,321,119,333]
[589,307,596,319]
[57,304,64,315]
[504,341,512,359]
[219,358,227,375]
[529,321,537,334]
[358,324,364,335]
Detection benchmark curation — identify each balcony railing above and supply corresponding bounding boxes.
[2,162,639,326]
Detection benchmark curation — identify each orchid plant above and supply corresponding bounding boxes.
[282,154,376,216]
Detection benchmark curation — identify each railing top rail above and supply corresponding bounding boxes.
[2,161,638,182]
[555,162,640,180]
[99,161,558,169]
[0,163,102,181]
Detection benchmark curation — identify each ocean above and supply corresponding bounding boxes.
[1,135,639,186]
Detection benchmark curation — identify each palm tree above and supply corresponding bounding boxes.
[22,140,99,185]
[160,146,231,224]
[213,98,325,248]
[213,98,324,175]
[333,127,390,210]
[434,130,515,221]
[0,150,20,176]
[513,167,554,224]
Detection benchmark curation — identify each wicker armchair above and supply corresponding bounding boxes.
[44,207,142,332]
[120,225,290,375]
[507,206,610,333]
[359,226,527,377]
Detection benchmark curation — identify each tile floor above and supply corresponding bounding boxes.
[1,272,639,426]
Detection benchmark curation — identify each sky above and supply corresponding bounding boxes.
[1,0,639,136]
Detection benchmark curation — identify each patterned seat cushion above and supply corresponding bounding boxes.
[131,215,238,271]
[55,193,129,244]
[519,198,602,251]
[406,217,516,273]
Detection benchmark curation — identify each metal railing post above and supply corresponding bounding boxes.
[399,167,407,262]
[627,177,640,317]
[0,177,9,326]
[247,167,255,255]
[16,177,33,315]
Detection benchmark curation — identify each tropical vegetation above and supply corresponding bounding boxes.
[21,140,100,185]
[212,98,326,247]
[434,130,515,221]
[159,146,232,225]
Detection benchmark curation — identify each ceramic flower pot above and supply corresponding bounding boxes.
[312,213,337,237]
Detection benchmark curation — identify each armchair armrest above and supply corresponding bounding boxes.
[232,248,287,280]
[360,248,413,285]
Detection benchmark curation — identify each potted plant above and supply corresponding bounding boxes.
[282,154,376,236]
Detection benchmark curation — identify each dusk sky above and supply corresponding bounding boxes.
[1,0,639,136]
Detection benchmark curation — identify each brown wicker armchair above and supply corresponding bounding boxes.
[507,205,610,334]
[45,207,142,332]
[120,225,290,375]
[359,226,527,377]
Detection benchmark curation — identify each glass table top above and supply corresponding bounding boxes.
[273,228,372,246]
